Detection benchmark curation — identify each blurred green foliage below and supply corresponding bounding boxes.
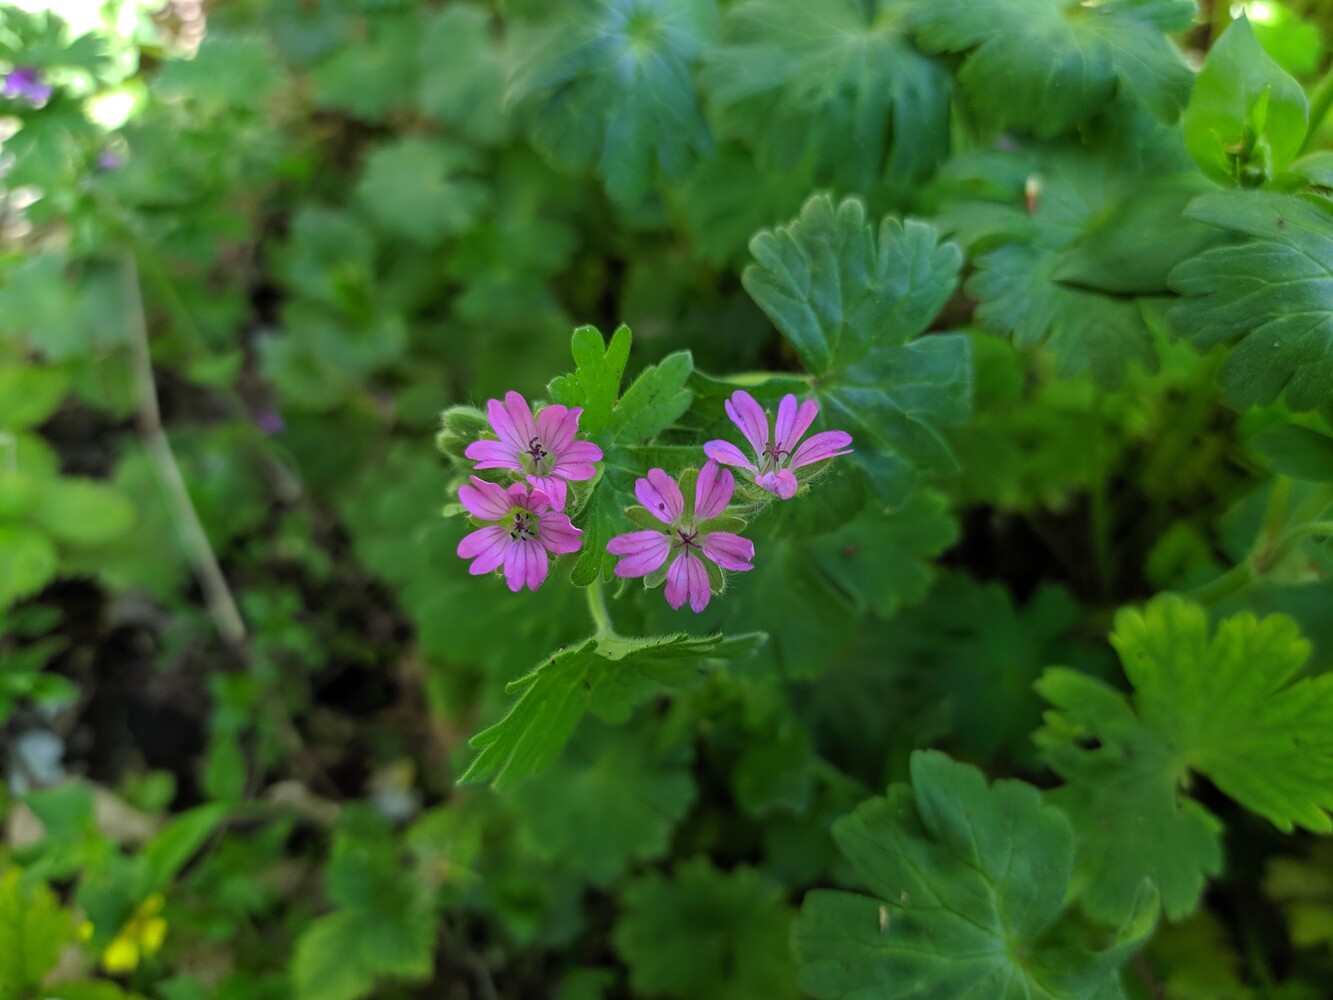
[0,0,1332,997]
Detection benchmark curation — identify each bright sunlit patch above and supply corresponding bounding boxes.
[86,86,139,129]
[1233,1,1276,22]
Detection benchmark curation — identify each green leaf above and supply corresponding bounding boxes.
[417,5,510,144]
[1169,191,1333,409]
[0,868,71,992]
[355,138,488,245]
[32,478,136,548]
[1036,667,1223,923]
[549,325,633,437]
[459,630,765,789]
[614,857,799,1000]
[1252,424,1333,482]
[292,833,435,1000]
[0,364,67,429]
[510,721,695,886]
[702,0,950,193]
[1182,14,1308,186]
[743,195,969,499]
[907,0,1195,136]
[508,0,716,202]
[795,751,1158,999]
[1038,596,1333,925]
[548,326,694,584]
[141,804,229,891]
[0,526,57,607]
[309,12,420,121]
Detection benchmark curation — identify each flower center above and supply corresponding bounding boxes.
[522,436,552,475]
[508,509,538,541]
[672,526,699,550]
[760,442,789,473]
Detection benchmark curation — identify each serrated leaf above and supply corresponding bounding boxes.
[355,138,488,245]
[702,0,950,193]
[743,195,969,500]
[508,0,716,202]
[0,868,71,992]
[1036,667,1223,923]
[309,12,420,121]
[417,5,509,144]
[510,721,695,886]
[1168,191,1333,410]
[1182,14,1308,186]
[459,630,765,789]
[1037,596,1333,920]
[614,857,799,1000]
[795,750,1158,999]
[549,325,633,436]
[907,0,1194,135]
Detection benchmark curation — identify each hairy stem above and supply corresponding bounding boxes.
[586,575,616,636]
[123,254,248,650]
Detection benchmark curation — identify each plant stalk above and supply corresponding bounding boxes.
[123,254,248,650]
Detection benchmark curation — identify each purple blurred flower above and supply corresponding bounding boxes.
[703,390,852,500]
[3,67,53,106]
[96,149,127,172]
[255,410,285,436]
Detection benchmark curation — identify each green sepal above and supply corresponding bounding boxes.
[677,467,699,520]
[704,557,724,595]
[697,515,746,535]
[436,405,489,463]
[624,506,669,532]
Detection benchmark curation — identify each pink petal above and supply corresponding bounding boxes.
[774,395,820,454]
[788,430,854,470]
[538,511,583,554]
[486,395,526,451]
[464,439,523,471]
[552,440,602,479]
[757,469,799,499]
[527,475,568,511]
[504,539,547,592]
[703,440,757,472]
[536,404,580,453]
[457,525,510,575]
[694,459,734,521]
[459,476,514,521]
[635,468,684,524]
[702,531,754,572]
[724,390,769,457]
[664,551,710,613]
[607,531,671,578]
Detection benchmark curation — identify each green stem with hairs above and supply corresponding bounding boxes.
[586,576,616,637]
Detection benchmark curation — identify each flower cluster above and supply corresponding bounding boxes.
[455,388,851,611]
[455,392,601,591]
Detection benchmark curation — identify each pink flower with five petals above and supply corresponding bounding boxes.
[456,477,583,592]
[704,390,852,500]
[464,391,603,510]
[606,461,754,613]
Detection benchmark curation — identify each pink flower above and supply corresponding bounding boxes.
[464,391,603,510]
[704,390,852,500]
[456,477,582,592]
[606,461,754,613]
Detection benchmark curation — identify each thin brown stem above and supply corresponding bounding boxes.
[123,253,248,650]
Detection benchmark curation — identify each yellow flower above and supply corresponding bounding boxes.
[100,894,167,974]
